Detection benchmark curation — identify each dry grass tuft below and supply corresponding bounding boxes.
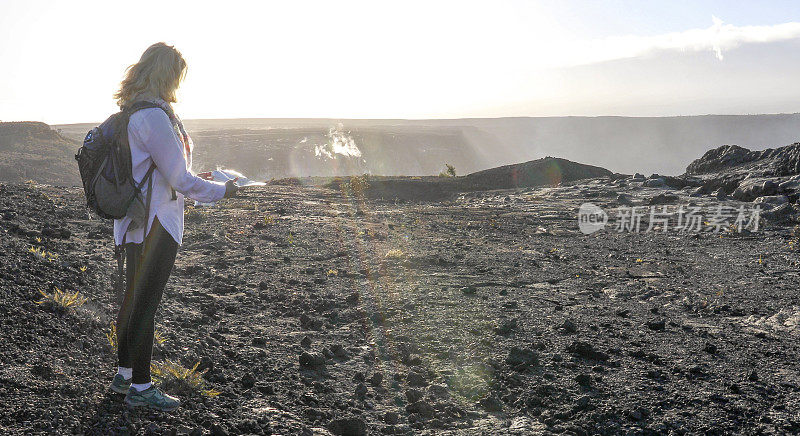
[106,322,117,350]
[37,288,86,311]
[150,360,221,398]
[184,208,208,223]
[790,225,800,250]
[385,249,406,259]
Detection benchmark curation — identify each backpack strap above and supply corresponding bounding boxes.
[124,101,178,201]
[123,100,161,114]
[142,162,156,240]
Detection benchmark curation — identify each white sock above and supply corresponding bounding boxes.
[131,382,152,392]
[117,367,132,380]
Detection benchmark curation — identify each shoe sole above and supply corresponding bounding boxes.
[110,383,130,395]
[124,397,180,412]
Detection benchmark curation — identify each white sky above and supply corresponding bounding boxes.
[1,0,800,124]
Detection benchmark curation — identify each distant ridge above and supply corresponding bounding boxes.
[0,122,79,186]
[323,157,613,201]
[461,157,612,191]
[56,113,800,176]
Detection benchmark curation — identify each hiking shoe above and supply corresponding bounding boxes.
[109,374,131,394]
[124,385,180,411]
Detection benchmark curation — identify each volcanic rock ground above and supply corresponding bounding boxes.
[1,176,800,435]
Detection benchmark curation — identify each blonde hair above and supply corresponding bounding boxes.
[114,42,187,108]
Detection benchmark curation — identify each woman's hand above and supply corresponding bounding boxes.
[224,179,239,198]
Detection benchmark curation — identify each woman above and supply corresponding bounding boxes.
[108,42,238,411]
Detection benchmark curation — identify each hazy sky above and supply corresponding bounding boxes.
[1,0,800,124]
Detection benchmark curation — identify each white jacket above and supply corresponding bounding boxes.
[113,108,226,246]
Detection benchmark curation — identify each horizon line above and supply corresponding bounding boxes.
[40,111,800,127]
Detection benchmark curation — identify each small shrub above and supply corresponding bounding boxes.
[150,360,221,398]
[340,175,370,197]
[439,163,457,177]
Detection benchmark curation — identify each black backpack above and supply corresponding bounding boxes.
[75,101,161,220]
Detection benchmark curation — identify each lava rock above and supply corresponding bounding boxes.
[566,341,609,361]
[210,423,229,436]
[384,411,399,424]
[428,384,450,400]
[647,319,666,331]
[405,389,424,403]
[241,373,256,389]
[346,292,360,305]
[733,178,778,201]
[779,179,800,192]
[761,203,798,222]
[331,343,350,359]
[328,417,367,435]
[478,394,503,412]
[461,286,477,295]
[494,318,518,335]
[299,314,324,330]
[648,194,679,205]
[644,178,666,188]
[558,319,578,334]
[407,371,428,387]
[575,373,592,387]
[299,351,326,368]
[506,346,539,369]
[617,193,634,206]
[754,195,789,207]
[406,400,435,418]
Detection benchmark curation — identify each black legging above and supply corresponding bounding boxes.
[116,216,179,383]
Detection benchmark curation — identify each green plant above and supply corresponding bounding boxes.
[150,360,221,398]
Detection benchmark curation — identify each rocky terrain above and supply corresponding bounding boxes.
[2,140,800,434]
